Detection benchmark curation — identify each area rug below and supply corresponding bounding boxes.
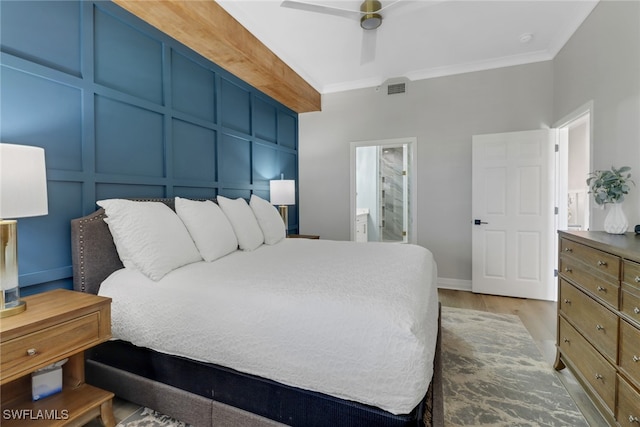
[441,306,588,427]
[116,407,191,427]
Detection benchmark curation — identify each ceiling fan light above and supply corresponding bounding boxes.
[360,0,382,30]
[360,13,382,30]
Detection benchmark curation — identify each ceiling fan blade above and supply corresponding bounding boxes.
[377,0,402,13]
[360,28,377,65]
[281,0,362,20]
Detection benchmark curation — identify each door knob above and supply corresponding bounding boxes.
[474,219,488,225]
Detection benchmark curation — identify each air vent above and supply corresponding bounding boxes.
[387,82,406,95]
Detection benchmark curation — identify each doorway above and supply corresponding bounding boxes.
[555,102,593,232]
[350,138,417,243]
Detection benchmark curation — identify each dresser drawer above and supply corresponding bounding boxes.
[619,320,640,389]
[559,316,616,412]
[623,259,640,290]
[560,256,619,308]
[622,284,640,326]
[617,374,640,427]
[560,238,620,279]
[560,279,618,363]
[0,312,100,381]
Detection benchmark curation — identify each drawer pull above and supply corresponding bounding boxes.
[635,276,640,283]
[630,415,640,424]
[634,307,640,315]
[564,267,572,273]
[596,286,607,293]
[594,373,603,380]
[26,348,37,356]
[633,355,640,363]
[564,247,573,253]
[563,299,572,305]
[595,324,604,331]
[597,260,608,267]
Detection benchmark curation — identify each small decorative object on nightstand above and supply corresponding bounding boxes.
[0,289,115,426]
[287,234,320,239]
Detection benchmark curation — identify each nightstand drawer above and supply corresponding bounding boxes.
[617,374,640,427]
[619,320,640,389]
[559,316,616,413]
[1,312,100,381]
[560,279,618,363]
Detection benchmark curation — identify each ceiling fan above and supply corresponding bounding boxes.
[281,0,404,30]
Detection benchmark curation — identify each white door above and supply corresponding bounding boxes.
[472,129,557,300]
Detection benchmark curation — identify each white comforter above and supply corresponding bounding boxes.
[98,238,439,415]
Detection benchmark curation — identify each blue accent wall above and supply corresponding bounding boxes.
[0,1,299,296]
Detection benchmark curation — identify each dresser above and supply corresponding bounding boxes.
[555,231,640,426]
[0,289,114,426]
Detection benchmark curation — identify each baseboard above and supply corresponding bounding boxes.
[437,277,472,292]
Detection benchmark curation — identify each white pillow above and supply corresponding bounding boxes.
[249,194,286,245]
[175,197,238,261]
[97,199,202,281]
[216,196,264,251]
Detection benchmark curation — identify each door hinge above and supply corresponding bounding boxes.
[402,231,407,237]
[402,170,407,176]
[554,269,558,277]
[555,144,559,152]
[554,206,559,215]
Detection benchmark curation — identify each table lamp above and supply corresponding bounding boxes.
[269,179,295,230]
[0,144,48,317]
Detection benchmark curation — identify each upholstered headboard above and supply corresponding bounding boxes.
[70,198,213,295]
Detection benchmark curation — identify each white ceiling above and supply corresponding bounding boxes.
[217,0,599,94]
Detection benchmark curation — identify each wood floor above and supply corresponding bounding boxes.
[89,289,606,426]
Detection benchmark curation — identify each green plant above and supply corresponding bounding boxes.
[587,166,635,205]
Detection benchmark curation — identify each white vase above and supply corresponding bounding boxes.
[603,202,628,234]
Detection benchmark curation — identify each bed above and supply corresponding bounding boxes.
[70,197,443,427]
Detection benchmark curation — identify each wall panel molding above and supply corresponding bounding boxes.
[0,0,298,294]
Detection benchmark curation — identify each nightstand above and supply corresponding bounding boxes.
[0,289,115,427]
[287,234,320,239]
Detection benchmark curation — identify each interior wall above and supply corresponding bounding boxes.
[0,1,299,295]
[553,0,640,230]
[299,61,554,284]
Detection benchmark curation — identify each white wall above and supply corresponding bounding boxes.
[299,62,554,284]
[299,1,639,285]
[553,0,640,229]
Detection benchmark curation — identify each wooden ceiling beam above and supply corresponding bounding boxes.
[112,0,321,113]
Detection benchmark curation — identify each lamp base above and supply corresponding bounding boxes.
[278,205,289,231]
[1,219,27,318]
[0,299,26,318]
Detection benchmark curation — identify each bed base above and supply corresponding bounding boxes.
[71,199,444,427]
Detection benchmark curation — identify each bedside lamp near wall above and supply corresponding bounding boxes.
[0,144,48,318]
[270,179,295,231]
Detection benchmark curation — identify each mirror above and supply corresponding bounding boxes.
[350,138,416,243]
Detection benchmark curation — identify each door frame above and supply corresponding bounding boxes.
[553,100,594,231]
[349,137,417,243]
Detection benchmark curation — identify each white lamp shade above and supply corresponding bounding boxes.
[0,144,48,219]
[269,180,295,205]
